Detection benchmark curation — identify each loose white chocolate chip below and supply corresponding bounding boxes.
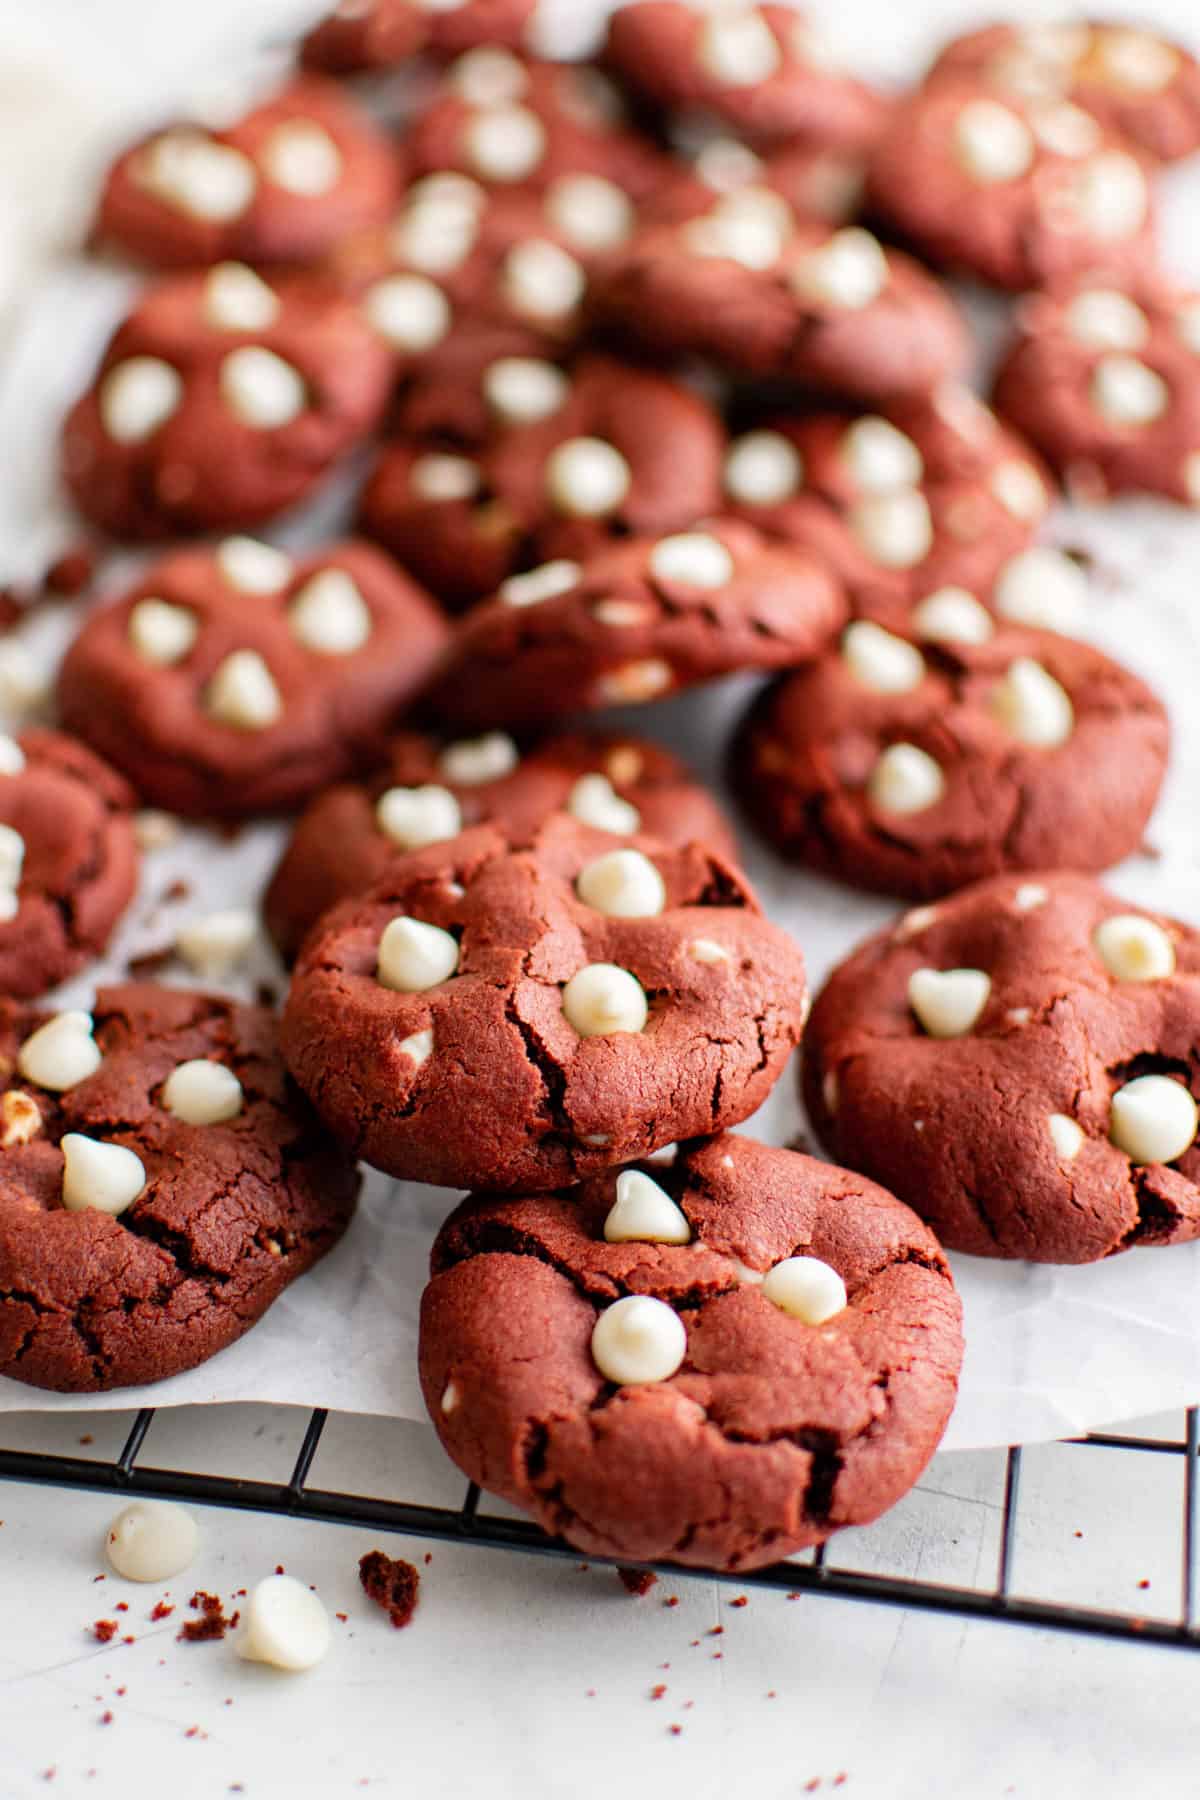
[989,657,1074,748]
[376,785,462,850]
[849,489,933,568]
[545,437,631,518]
[1048,1113,1084,1160]
[399,1028,434,1067]
[591,1294,686,1385]
[993,546,1087,632]
[842,418,924,493]
[867,743,945,814]
[203,262,280,332]
[410,453,480,502]
[690,938,729,964]
[138,130,255,219]
[912,587,995,645]
[61,1134,146,1216]
[562,963,648,1037]
[176,907,258,977]
[128,598,198,666]
[162,1059,244,1126]
[991,461,1047,520]
[503,239,586,319]
[1110,1075,1198,1165]
[289,568,372,655]
[217,536,292,594]
[1065,287,1149,351]
[219,347,305,429]
[377,915,459,993]
[464,105,546,182]
[205,650,283,730]
[262,120,342,195]
[545,173,633,251]
[593,659,673,705]
[0,734,24,775]
[1096,28,1178,92]
[954,99,1034,183]
[567,773,640,835]
[364,274,451,351]
[1014,883,1048,911]
[1061,151,1147,240]
[908,967,992,1039]
[237,1574,330,1673]
[761,1255,847,1324]
[483,357,569,425]
[106,1501,199,1583]
[99,358,183,443]
[1093,914,1175,982]
[603,1168,691,1245]
[1091,355,1168,426]
[648,532,734,590]
[841,621,925,694]
[577,848,666,919]
[792,227,888,309]
[499,560,580,607]
[698,8,781,85]
[724,430,803,505]
[18,1011,102,1091]
[438,733,519,786]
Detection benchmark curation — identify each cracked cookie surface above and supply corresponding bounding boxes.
[419,1132,962,1570]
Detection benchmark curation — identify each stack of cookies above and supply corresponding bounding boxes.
[2,1,1198,1575]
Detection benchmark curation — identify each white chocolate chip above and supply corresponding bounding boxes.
[545,437,631,518]
[842,418,923,493]
[377,915,459,992]
[577,849,665,919]
[176,907,258,977]
[1014,883,1048,911]
[867,743,945,815]
[400,1028,433,1067]
[681,206,785,270]
[99,358,183,443]
[603,1168,690,1244]
[690,938,729,965]
[438,733,519,785]
[162,1059,244,1125]
[1091,355,1168,426]
[1006,1006,1032,1027]
[761,1255,847,1324]
[128,598,198,666]
[694,137,764,192]
[912,587,995,644]
[1093,914,1175,982]
[449,45,528,107]
[1048,1112,1084,1160]
[908,967,991,1039]
[464,105,546,182]
[106,1501,199,1583]
[590,1294,686,1384]
[1030,100,1102,157]
[1110,1075,1197,1165]
[1175,302,1200,354]
[219,347,305,429]
[567,773,640,835]
[0,823,23,918]
[792,227,888,309]
[991,461,1047,520]
[954,99,1034,183]
[499,560,580,607]
[376,784,462,849]
[134,810,179,850]
[545,173,633,251]
[17,1011,102,1091]
[393,188,481,274]
[364,274,451,351]
[136,130,256,220]
[440,1379,460,1413]
[0,734,24,775]
[822,1069,839,1115]
[205,650,283,730]
[841,621,925,694]
[483,357,569,425]
[410,453,480,502]
[1184,451,1200,504]
[993,546,1087,632]
[1065,287,1149,351]
[724,430,802,505]
[698,9,782,86]
[648,532,734,590]
[216,536,292,594]
[1059,151,1147,240]
[594,659,673,705]
[262,120,342,195]
[896,904,939,938]
[289,569,372,655]
[849,489,933,568]
[203,262,280,332]
[61,1133,146,1216]
[237,1574,330,1673]
[1096,27,1178,93]
[989,657,1074,748]
[562,963,648,1036]
[503,238,585,319]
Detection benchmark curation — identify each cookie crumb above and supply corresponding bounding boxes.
[358,1550,420,1629]
[618,1567,657,1596]
[92,1620,117,1643]
[150,1601,174,1621]
[178,1591,238,1643]
[650,1684,667,1701]
[728,1595,748,1608]
[1137,1578,1151,1590]
[663,1594,679,1608]
[668,1725,682,1737]
[99,1712,113,1726]
[706,1625,724,1636]
[79,1434,94,1446]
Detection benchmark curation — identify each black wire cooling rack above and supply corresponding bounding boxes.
[1,1405,1198,1651]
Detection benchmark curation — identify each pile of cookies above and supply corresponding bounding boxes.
[2,1,1199,1575]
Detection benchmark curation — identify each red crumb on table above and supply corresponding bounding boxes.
[663,1595,679,1608]
[706,1625,724,1636]
[274,1565,285,1575]
[92,1621,117,1643]
[668,1725,682,1737]
[99,1713,113,1727]
[1137,1579,1151,1590]
[649,1684,667,1701]
[122,1636,135,1645]
[358,1550,420,1629]
[178,1592,238,1643]
[728,1595,748,1608]
[618,1567,658,1596]
[833,1777,848,1788]
[336,1612,349,1623]
[787,1591,802,1600]
[78,1435,94,1446]
[115,1603,128,1614]
[424,1553,432,1565]
[93,1575,105,1583]
[150,1602,174,1622]
[585,1689,596,1698]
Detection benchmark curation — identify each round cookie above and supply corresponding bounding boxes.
[0,730,138,999]
[731,620,1167,900]
[419,1133,963,1570]
[265,729,739,961]
[57,537,449,819]
[94,78,400,269]
[280,816,808,1191]
[866,73,1155,291]
[301,0,535,72]
[603,4,889,151]
[0,984,359,1392]
[62,266,392,539]
[358,353,726,609]
[588,213,968,402]
[993,270,1200,505]
[803,872,1200,1263]
[418,521,847,731]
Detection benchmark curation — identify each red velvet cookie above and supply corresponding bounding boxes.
[301,0,535,73]
[265,728,738,960]
[731,620,1167,900]
[0,730,138,999]
[993,270,1200,505]
[420,1133,962,1570]
[94,78,400,269]
[62,266,392,539]
[57,537,449,818]
[804,873,1200,1262]
[419,521,847,731]
[0,984,358,1392]
[866,73,1156,291]
[280,816,808,1191]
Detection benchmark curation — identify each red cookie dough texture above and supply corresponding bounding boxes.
[0,985,358,1391]
[57,538,449,818]
[0,730,138,999]
[993,271,1200,505]
[301,0,535,72]
[280,817,808,1192]
[95,78,400,268]
[264,729,738,961]
[358,354,726,609]
[62,266,392,539]
[603,4,889,151]
[804,873,1200,1263]
[419,520,846,731]
[732,620,1167,900]
[866,72,1155,291]
[419,1133,962,1570]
